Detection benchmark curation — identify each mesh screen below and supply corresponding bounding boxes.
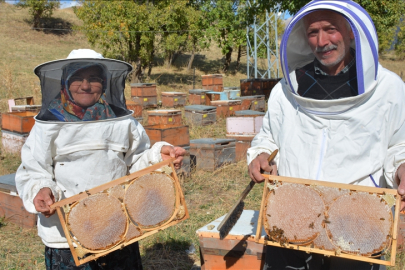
[125,172,176,228]
[34,58,132,120]
[67,193,127,250]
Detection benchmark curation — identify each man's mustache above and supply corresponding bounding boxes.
[315,44,338,53]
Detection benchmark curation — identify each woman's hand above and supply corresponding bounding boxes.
[396,163,405,211]
[160,145,186,170]
[33,188,56,218]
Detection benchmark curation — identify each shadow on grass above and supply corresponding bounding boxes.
[142,239,196,270]
[23,17,73,36]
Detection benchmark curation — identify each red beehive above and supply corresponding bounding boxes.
[210,100,242,118]
[147,110,182,126]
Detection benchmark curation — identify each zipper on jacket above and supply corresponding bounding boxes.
[315,128,328,180]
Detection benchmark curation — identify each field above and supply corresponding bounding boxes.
[1,2,405,270]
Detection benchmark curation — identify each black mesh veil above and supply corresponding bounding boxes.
[34,58,133,121]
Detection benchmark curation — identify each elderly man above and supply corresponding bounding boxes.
[247,1,405,269]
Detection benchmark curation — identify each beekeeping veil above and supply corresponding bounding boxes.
[34,49,133,120]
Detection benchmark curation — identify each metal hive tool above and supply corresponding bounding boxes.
[50,159,188,267]
[255,175,401,267]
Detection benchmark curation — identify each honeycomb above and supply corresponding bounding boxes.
[311,185,349,206]
[67,193,127,250]
[125,172,176,228]
[108,185,125,201]
[265,183,325,244]
[325,192,392,256]
[125,222,142,241]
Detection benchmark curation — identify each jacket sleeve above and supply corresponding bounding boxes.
[246,87,281,165]
[125,118,171,173]
[15,124,62,214]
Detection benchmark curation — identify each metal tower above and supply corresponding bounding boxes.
[246,1,280,79]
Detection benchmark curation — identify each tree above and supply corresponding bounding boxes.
[395,17,405,60]
[16,0,60,29]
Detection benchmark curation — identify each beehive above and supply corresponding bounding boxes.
[147,110,182,126]
[202,74,223,92]
[188,89,211,105]
[210,100,242,118]
[184,105,216,126]
[51,159,188,266]
[256,175,401,267]
[161,92,187,107]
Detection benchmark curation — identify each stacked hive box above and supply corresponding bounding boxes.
[202,74,223,92]
[210,100,242,118]
[0,173,37,228]
[206,91,228,104]
[161,92,187,108]
[184,105,217,126]
[126,100,143,122]
[1,111,36,154]
[224,89,241,100]
[131,83,157,108]
[189,138,236,171]
[226,110,265,161]
[238,95,266,112]
[240,78,281,100]
[188,89,211,105]
[147,110,182,126]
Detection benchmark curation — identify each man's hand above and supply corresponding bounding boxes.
[33,188,56,218]
[396,163,405,211]
[248,153,277,183]
[161,145,186,170]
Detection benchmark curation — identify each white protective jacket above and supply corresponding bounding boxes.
[15,114,169,248]
[247,0,405,188]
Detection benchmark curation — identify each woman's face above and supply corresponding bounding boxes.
[68,66,104,108]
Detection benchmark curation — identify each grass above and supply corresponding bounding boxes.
[1,2,405,269]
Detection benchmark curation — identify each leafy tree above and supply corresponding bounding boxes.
[395,17,405,60]
[16,0,60,29]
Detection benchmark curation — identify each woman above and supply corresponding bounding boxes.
[15,49,185,270]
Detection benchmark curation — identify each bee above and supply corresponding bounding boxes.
[324,219,331,224]
[309,222,314,229]
[380,218,385,221]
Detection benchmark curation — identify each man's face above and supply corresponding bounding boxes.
[304,11,354,74]
[68,66,104,108]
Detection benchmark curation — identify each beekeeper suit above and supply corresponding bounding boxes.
[247,0,405,269]
[15,49,184,269]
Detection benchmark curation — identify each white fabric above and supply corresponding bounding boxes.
[15,114,170,248]
[67,49,104,59]
[247,1,405,188]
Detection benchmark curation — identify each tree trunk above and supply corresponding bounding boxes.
[235,45,242,71]
[131,34,143,83]
[223,46,233,72]
[187,48,195,71]
[147,49,154,77]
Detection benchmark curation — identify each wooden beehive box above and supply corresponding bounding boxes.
[224,89,241,100]
[176,146,191,179]
[161,92,187,107]
[210,100,242,118]
[131,96,158,108]
[126,100,143,118]
[206,91,228,104]
[1,130,29,154]
[249,95,266,112]
[1,111,36,134]
[184,105,217,126]
[256,174,401,267]
[261,78,281,100]
[197,210,266,270]
[235,110,265,117]
[147,109,182,126]
[144,124,190,147]
[0,173,37,228]
[226,116,264,136]
[188,89,211,105]
[130,83,157,97]
[189,138,236,171]
[225,134,255,162]
[202,74,223,92]
[240,79,264,96]
[50,159,189,266]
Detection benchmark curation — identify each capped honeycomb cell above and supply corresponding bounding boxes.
[313,226,336,251]
[125,222,142,241]
[326,192,392,256]
[265,183,325,244]
[108,185,125,201]
[67,193,127,250]
[125,172,176,228]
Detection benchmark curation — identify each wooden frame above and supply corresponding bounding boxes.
[255,175,400,266]
[50,159,189,266]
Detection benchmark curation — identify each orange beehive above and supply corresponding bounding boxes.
[126,100,143,118]
[1,111,36,134]
[130,83,157,97]
[144,124,190,147]
[131,96,158,108]
[147,110,182,126]
[161,92,187,107]
[188,89,211,105]
[210,100,242,118]
[226,135,255,162]
[202,74,223,92]
[197,210,265,270]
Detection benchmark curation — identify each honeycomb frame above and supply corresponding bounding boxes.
[255,175,401,267]
[51,159,188,266]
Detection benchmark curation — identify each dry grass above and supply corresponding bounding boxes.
[1,2,405,270]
